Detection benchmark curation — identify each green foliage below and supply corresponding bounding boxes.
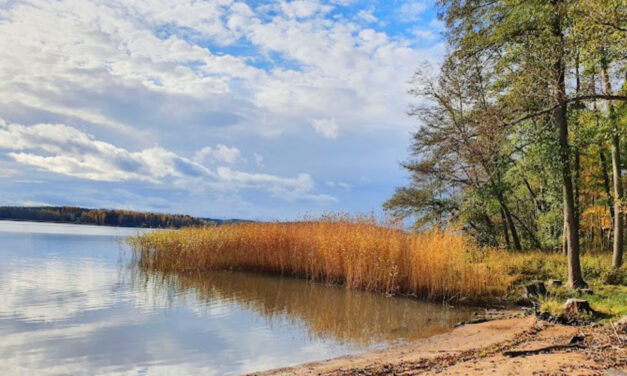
[387,0,626,259]
[382,184,458,229]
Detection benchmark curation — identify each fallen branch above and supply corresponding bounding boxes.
[504,334,586,357]
[609,320,625,345]
[503,343,584,357]
[454,318,488,327]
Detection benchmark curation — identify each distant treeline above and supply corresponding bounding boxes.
[0,206,220,228]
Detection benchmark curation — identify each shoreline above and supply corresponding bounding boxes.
[252,316,626,376]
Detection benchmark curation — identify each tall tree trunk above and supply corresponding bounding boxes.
[574,145,581,228]
[612,136,623,267]
[596,83,615,239]
[600,150,615,228]
[574,48,581,233]
[521,174,545,215]
[563,220,569,255]
[572,49,581,252]
[501,207,511,249]
[602,61,624,268]
[510,211,543,249]
[551,0,586,288]
[500,200,522,251]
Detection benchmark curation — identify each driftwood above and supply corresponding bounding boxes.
[454,318,488,327]
[503,343,585,357]
[504,335,585,357]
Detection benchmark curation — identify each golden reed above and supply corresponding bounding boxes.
[129,216,508,302]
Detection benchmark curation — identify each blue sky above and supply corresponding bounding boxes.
[0,0,445,220]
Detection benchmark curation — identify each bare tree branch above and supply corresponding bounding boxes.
[504,94,627,128]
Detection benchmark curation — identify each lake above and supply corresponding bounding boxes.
[0,221,472,375]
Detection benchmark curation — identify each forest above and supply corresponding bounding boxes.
[384,0,626,289]
[0,206,214,228]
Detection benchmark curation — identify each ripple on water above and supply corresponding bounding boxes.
[0,221,472,376]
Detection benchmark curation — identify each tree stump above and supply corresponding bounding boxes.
[522,280,548,299]
[564,299,593,317]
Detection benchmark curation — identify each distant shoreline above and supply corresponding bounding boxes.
[0,206,235,229]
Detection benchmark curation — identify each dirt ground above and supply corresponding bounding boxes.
[253,316,626,376]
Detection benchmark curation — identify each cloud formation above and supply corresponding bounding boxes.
[0,118,334,202]
[310,118,339,139]
[0,0,443,218]
[195,145,242,165]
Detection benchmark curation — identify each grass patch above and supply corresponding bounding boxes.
[504,252,626,321]
[128,216,626,313]
[501,251,626,286]
[539,285,627,322]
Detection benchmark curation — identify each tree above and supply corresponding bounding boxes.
[574,0,626,267]
[384,0,627,289]
[384,58,525,249]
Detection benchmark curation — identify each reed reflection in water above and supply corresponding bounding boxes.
[0,222,476,376]
[131,267,474,346]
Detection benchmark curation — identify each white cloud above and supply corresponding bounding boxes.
[215,167,336,202]
[214,144,242,164]
[326,181,352,189]
[412,28,437,41]
[0,0,263,141]
[279,0,332,19]
[0,119,197,183]
[328,0,358,5]
[0,118,333,202]
[0,0,434,140]
[398,0,429,22]
[357,8,378,24]
[195,145,241,165]
[310,118,339,139]
[0,0,444,215]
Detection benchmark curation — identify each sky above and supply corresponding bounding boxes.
[0,0,445,220]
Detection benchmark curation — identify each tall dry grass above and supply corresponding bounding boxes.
[129,216,509,302]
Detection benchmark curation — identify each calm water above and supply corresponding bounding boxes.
[0,221,472,375]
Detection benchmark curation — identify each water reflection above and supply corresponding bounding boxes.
[0,258,119,322]
[0,221,472,376]
[0,219,146,236]
[132,269,473,346]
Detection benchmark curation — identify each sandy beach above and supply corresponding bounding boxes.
[254,316,626,376]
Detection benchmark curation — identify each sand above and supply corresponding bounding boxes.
[252,316,626,376]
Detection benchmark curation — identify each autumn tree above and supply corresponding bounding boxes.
[389,0,626,289]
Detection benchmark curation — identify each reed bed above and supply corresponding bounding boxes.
[129,216,509,302]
